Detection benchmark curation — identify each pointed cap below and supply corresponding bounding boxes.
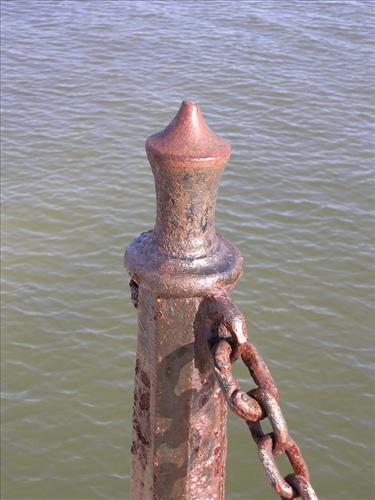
[145,100,231,164]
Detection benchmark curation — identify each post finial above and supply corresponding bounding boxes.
[146,99,231,164]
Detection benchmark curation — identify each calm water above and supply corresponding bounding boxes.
[2,1,374,499]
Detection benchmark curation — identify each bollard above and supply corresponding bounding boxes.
[125,100,246,499]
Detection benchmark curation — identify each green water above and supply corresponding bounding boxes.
[2,1,374,499]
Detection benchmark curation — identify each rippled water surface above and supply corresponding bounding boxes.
[2,1,374,499]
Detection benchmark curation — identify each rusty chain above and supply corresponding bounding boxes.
[211,337,318,500]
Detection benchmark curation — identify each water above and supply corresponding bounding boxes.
[1,1,374,499]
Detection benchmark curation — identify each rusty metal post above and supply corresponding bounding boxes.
[125,100,245,499]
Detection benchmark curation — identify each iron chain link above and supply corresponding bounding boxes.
[211,338,318,500]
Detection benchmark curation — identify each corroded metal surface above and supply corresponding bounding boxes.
[211,337,318,499]
[125,100,318,499]
[125,100,242,499]
[125,101,243,298]
[131,291,228,499]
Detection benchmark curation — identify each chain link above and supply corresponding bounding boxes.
[211,337,318,500]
